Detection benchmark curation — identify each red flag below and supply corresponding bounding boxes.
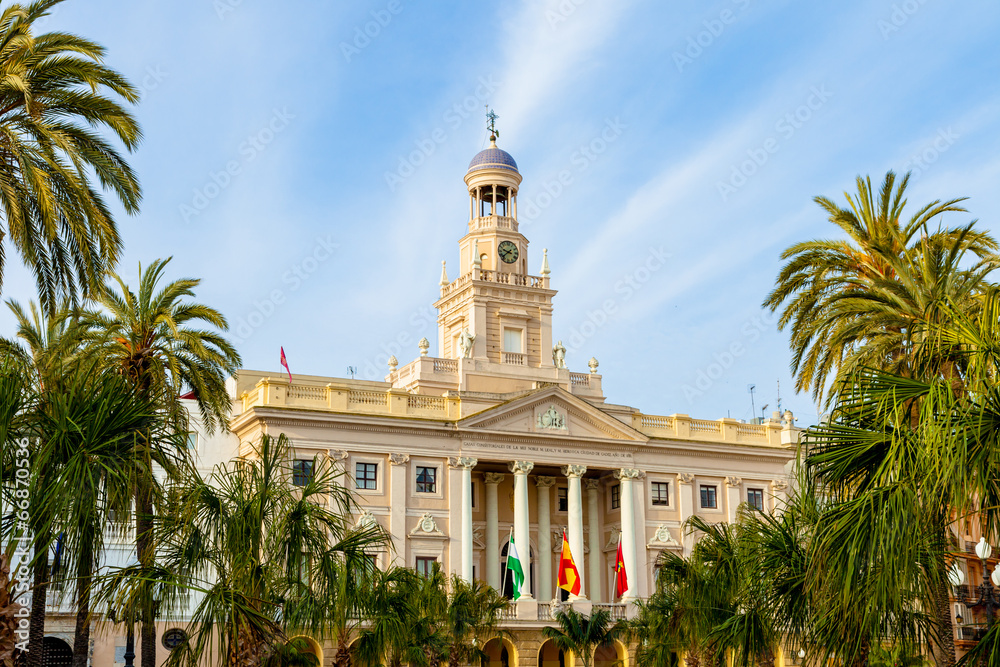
[614,537,629,599]
[280,347,292,383]
[557,531,581,596]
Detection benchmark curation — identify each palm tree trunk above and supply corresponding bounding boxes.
[933,575,956,667]
[71,540,93,667]
[683,649,700,667]
[332,635,353,667]
[26,546,48,667]
[137,475,156,667]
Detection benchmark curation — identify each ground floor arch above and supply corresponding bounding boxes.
[594,640,628,667]
[482,637,517,667]
[287,635,323,665]
[42,636,73,666]
[538,638,575,667]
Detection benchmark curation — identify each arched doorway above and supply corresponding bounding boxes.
[284,636,323,665]
[42,637,73,666]
[595,641,628,667]
[500,539,535,599]
[482,637,517,667]
[538,638,574,667]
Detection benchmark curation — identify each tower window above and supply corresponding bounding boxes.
[503,328,523,353]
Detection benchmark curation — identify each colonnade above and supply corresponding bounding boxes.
[455,460,642,604]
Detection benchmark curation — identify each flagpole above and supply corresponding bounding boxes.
[500,526,512,597]
[612,532,621,602]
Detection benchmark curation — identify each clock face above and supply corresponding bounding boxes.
[498,240,519,264]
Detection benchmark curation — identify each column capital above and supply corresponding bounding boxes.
[561,464,587,478]
[615,468,641,481]
[449,456,478,469]
[389,453,410,466]
[509,460,534,475]
[535,475,557,488]
[677,472,695,484]
[484,472,505,485]
[725,476,742,487]
[582,478,601,491]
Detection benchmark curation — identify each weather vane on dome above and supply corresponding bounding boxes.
[485,106,499,140]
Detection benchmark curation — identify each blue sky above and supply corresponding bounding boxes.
[2,0,1000,426]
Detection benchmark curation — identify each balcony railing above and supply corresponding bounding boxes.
[569,372,590,387]
[592,603,627,621]
[499,602,517,621]
[502,351,526,366]
[537,603,552,620]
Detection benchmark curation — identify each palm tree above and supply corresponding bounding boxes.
[355,566,446,667]
[153,433,386,667]
[542,608,627,667]
[32,361,170,667]
[763,171,998,404]
[0,299,89,665]
[0,0,142,311]
[442,575,509,667]
[86,258,240,667]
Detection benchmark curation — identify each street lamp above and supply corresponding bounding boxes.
[106,607,135,667]
[953,538,1000,633]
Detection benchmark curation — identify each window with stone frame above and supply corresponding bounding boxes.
[610,484,621,510]
[651,481,670,506]
[747,487,765,511]
[557,486,568,512]
[416,466,437,493]
[356,462,378,490]
[700,484,717,509]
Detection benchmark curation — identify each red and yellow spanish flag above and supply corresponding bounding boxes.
[557,531,581,596]
[614,537,629,599]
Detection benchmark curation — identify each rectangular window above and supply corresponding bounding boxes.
[416,466,437,493]
[503,328,523,353]
[363,553,379,572]
[471,480,476,508]
[292,459,314,487]
[356,462,378,490]
[557,487,568,512]
[747,488,764,511]
[415,556,437,578]
[611,484,621,510]
[186,432,198,449]
[700,485,717,509]
[651,481,670,506]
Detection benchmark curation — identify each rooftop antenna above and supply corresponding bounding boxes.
[761,403,769,424]
[777,379,781,415]
[748,384,756,421]
[485,106,499,141]
[347,366,357,379]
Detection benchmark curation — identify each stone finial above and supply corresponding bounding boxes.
[473,240,482,267]
[540,248,551,276]
[588,357,599,374]
[388,355,398,371]
[418,337,430,357]
[439,261,449,287]
[783,409,794,425]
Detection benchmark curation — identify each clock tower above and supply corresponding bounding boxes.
[434,133,557,371]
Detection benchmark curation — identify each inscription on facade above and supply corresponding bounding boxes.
[466,440,632,461]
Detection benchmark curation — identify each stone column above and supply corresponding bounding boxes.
[678,473,695,555]
[388,454,409,565]
[484,472,504,590]
[562,465,588,599]
[535,476,555,602]
[509,461,534,599]
[616,468,641,601]
[451,457,478,582]
[725,476,742,524]
[584,478,602,603]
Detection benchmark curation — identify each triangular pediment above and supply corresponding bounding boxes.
[458,386,647,442]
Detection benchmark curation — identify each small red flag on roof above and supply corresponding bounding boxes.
[280,347,292,383]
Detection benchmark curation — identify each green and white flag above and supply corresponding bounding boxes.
[506,535,525,600]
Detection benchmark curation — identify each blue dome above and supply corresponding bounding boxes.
[467,145,519,174]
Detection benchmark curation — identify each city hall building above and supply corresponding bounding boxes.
[71,136,800,667]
